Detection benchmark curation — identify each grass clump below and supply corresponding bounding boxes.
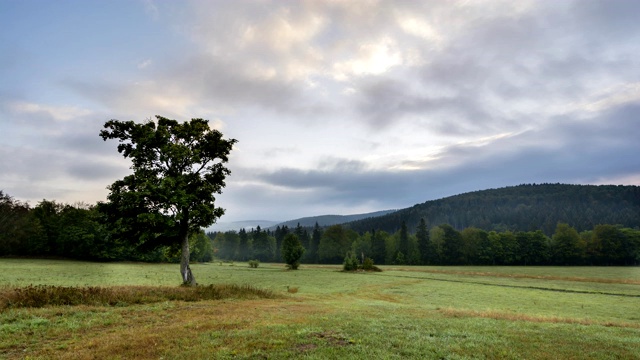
[0,284,277,310]
[343,253,382,272]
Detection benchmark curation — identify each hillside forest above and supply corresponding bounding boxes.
[1,184,639,266]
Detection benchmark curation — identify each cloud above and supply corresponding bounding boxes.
[221,98,640,221]
[142,0,160,20]
[7,101,92,123]
[3,0,640,222]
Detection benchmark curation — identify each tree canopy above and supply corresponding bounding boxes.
[99,116,237,285]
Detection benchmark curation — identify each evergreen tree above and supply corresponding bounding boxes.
[281,233,305,269]
[274,225,289,261]
[294,223,310,252]
[440,224,464,265]
[237,228,251,261]
[398,221,409,262]
[307,222,321,263]
[252,226,274,262]
[371,229,387,265]
[416,218,430,265]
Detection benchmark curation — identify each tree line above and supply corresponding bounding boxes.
[0,192,214,263]
[210,220,640,266]
[3,188,639,266]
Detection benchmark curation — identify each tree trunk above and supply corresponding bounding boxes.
[180,219,197,286]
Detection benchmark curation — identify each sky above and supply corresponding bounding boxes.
[1,0,640,226]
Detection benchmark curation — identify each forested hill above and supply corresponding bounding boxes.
[345,184,640,235]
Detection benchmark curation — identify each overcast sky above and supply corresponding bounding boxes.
[1,0,639,224]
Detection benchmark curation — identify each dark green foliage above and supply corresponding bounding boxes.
[362,257,375,270]
[212,231,240,260]
[342,254,381,272]
[440,224,464,265]
[190,231,214,262]
[351,232,372,261]
[237,228,251,261]
[99,116,236,285]
[3,182,640,267]
[294,223,310,257]
[274,225,289,260]
[416,219,430,265]
[552,223,585,265]
[30,200,64,255]
[370,229,387,265]
[517,230,550,265]
[319,225,357,264]
[343,252,359,271]
[306,222,321,263]
[589,225,637,265]
[347,184,640,235]
[281,233,305,270]
[497,231,519,265]
[461,227,486,265]
[0,191,42,256]
[251,226,275,262]
[398,221,409,260]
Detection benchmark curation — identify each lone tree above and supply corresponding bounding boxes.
[99,116,237,286]
[281,233,305,270]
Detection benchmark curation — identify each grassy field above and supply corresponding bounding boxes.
[1,259,639,359]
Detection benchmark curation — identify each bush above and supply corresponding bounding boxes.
[362,257,375,270]
[342,255,382,272]
[248,259,260,268]
[343,252,360,271]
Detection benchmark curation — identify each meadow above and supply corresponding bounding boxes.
[1,259,639,359]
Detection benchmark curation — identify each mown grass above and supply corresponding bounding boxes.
[1,259,639,359]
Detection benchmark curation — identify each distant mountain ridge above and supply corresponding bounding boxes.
[207,220,280,233]
[207,210,397,233]
[268,209,397,230]
[344,183,640,235]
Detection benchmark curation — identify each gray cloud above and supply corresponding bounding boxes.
[230,99,640,220]
[3,0,640,222]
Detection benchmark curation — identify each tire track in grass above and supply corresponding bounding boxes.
[375,272,640,298]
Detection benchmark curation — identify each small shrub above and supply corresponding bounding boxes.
[362,257,374,270]
[248,259,260,268]
[343,252,360,271]
[360,257,383,271]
